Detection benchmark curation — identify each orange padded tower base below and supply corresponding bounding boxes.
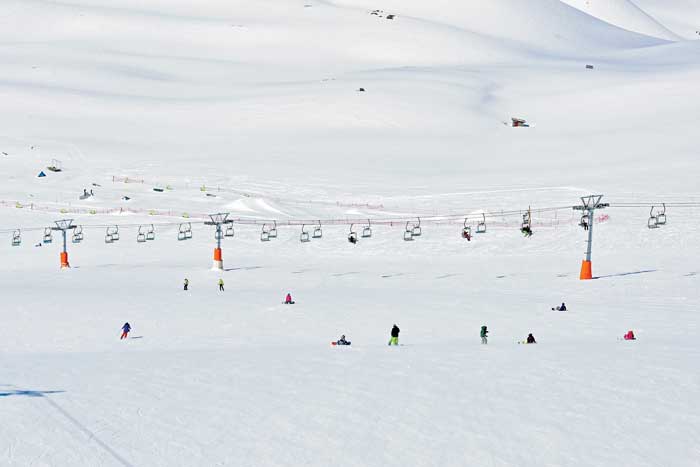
[212,248,223,270]
[580,260,592,280]
[60,252,70,269]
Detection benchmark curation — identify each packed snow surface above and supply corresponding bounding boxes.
[1,1,699,466]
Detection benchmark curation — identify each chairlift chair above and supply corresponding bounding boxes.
[411,218,422,237]
[462,221,472,240]
[268,221,278,239]
[12,229,21,246]
[105,225,119,243]
[313,221,323,239]
[348,224,358,244]
[137,225,147,243]
[476,214,487,234]
[178,223,192,241]
[656,203,667,225]
[224,223,235,238]
[72,226,83,244]
[47,158,63,172]
[300,224,310,243]
[361,220,372,238]
[261,224,271,242]
[146,224,155,241]
[579,215,589,229]
[403,222,415,241]
[43,227,53,244]
[647,209,659,229]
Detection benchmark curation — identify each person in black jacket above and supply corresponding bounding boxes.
[388,324,400,346]
[526,333,536,344]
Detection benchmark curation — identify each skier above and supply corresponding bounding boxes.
[183,278,189,291]
[334,335,351,346]
[526,333,536,344]
[521,225,533,237]
[480,325,488,344]
[120,322,131,340]
[284,293,294,304]
[218,278,224,292]
[462,230,471,241]
[553,302,567,311]
[624,330,636,340]
[388,324,400,346]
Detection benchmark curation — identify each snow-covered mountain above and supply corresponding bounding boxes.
[1,2,698,466]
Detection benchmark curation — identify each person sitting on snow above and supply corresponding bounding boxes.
[284,293,294,304]
[624,330,636,340]
[336,335,351,346]
[526,333,537,344]
[553,302,567,311]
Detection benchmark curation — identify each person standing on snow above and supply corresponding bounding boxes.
[183,278,189,291]
[218,278,224,292]
[480,325,488,344]
[120,322,131,340]
[388,324,400,346]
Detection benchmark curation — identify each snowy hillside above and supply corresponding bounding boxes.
[1,1,699,466]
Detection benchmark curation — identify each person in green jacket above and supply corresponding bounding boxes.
[480,325,488,344]
[218,278,224,291]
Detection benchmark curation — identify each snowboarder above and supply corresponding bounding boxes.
[218,278,224,291]
[480,325,488,344]
[526,333,536,344]
[388,324,400,346]
[284,293,295,304]
[120,322,131,340]
[552,302,567,311]
[334,335,351,346]
[183,278,189,291]
[624,330,636,340]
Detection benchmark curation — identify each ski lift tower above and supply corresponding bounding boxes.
[573,195,609,280]
[205,213,233,270]
[52,219,77,269]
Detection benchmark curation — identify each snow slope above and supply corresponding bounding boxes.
[1,1,699,466]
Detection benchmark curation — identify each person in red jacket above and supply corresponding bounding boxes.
[624,330,636,340]
[284,293,295,305]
